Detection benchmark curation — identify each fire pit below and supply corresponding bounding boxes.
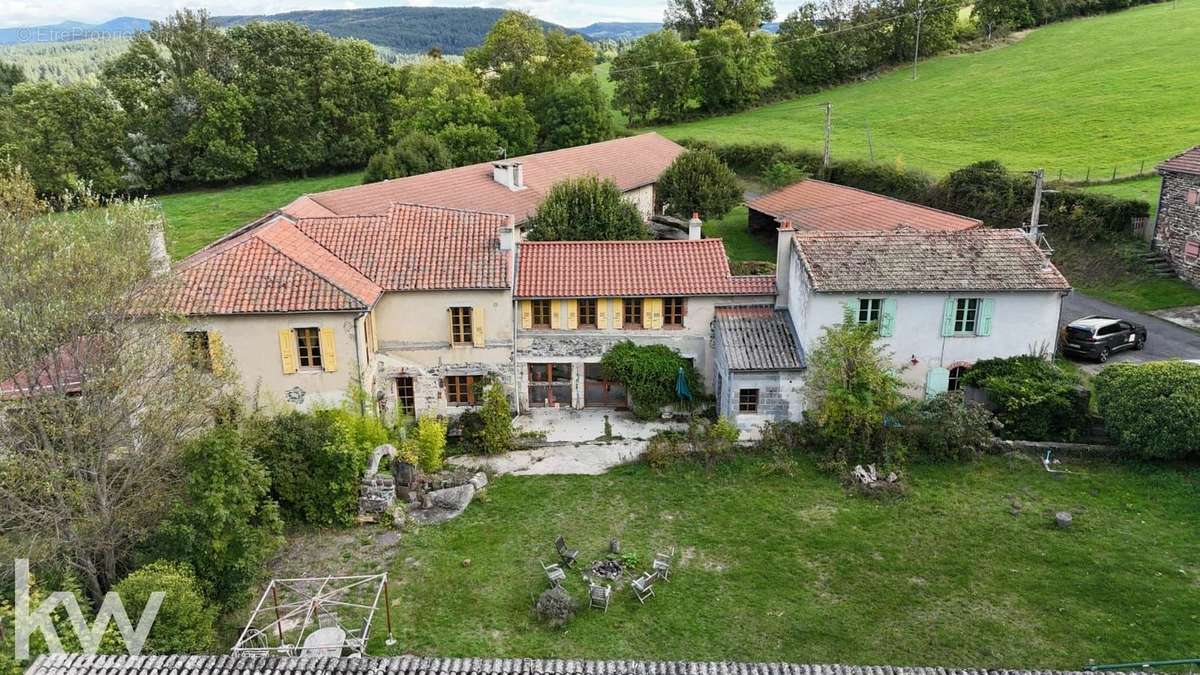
[588,558,626,581]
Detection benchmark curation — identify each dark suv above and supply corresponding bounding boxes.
[1062,316,1147,362]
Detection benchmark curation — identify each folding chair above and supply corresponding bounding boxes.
[554,535,579,569]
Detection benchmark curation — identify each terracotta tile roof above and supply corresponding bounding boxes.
[793,228,1071,293]
[26,653,1143,675]
[1158,146,1200,175]
[296,204,512,291]
[715,306,805,370]
[168,204,511,315]
[515,239,776,298]
[748,180,982,232]
[284,133,684,221]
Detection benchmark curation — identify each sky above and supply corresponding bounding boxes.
[0,0,811,30]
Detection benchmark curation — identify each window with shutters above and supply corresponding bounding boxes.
[184,331,212,371]
[444,375,476,406]
[295,327,323,369]
[857,298,883,325]
[449,307,473,344]
[531,300,552,328]
[1187,189,1200,206]
[953,298,981,334]
[577,299,598,329]
[623,298,644,329]
[738,388,759,413]
[396,376,415,416]
[948,366,968,392]
[663,297,685,327]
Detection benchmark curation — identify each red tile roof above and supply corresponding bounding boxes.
[168,205,511,315]
[1158,146,1200,175]
[284,133,684,221]
[515,239,776,298]
[792,228,1070,293]
[748,180,982,232]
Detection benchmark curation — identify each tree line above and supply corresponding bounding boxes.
[0,10,614,197]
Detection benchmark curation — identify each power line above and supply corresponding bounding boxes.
[607,0,967,76]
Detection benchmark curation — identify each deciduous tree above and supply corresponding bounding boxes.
[664,0,777,39]
[535,77,615,151]
[363,131,453,184]
[525,175,649,241]
[611,31,697,124]
[694,21,774,113]
[656,148,743,219]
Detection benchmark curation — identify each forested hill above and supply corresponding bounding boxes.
[213,7,573,54]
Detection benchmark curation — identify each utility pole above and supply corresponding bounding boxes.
[912,0,924,80]
[1028,168,1045,239]
[822,102,832,175]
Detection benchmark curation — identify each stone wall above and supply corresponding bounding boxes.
[1155,170,1200,287]
[373,354,512,419]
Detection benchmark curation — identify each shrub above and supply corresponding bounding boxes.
[247,410,373,527]
[644,431,689,472]
[147,425,284,606]
[656,148,743,220]
[414,414,447,472]
[362,131,452,184]
[532,585,578,627]
[600,341,702,420]
[111,562,216,654]
[479,380,514,455]
[961,356,1090,441]
[690,417,740,474]
[761,161,808,191]
[904,394,1001,462]
[1095,361,1200,459]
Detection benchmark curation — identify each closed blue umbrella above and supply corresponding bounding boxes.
[675,367,693,401]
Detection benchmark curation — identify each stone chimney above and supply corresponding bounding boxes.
[688,212,703,240]
[774,219,794,309]
[492,161,525,191]
[149,219,170,276]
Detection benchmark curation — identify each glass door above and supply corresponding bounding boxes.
[528,363,572,407]
[584,363,626,408]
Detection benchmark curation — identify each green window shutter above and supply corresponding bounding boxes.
[940,298,957,337]
[976,298,995,336]
[879,298,897,337]
[925,367,950,399]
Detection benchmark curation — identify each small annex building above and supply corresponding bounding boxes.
[1153,146,1200,287]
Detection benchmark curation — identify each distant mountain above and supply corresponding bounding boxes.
[573,22,663,40]
[213,7,576,55]
[0,17,151,45]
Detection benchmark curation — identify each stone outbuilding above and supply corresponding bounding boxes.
[1153,146,1200,287]
[712,306,806,430]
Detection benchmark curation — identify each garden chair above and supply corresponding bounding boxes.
[652,547,675,582]
[588,580,611,612]
[554,535,579,569]
[542,561,565,587]
[631,572,655,604]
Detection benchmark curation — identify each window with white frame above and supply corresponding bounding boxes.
[953,298,981,334]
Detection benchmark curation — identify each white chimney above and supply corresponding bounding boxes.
[149,220,170,276]
[774,219,794,309]
[492,161,525,191]
[499,224,514,251]
[688,212,703,240]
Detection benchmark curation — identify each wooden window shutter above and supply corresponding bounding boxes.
[925,367,950,399]
[278,329,298,374]
[597,298,609,329]
[646,298,663,329]
[879,299,897,337]
[1188,189,1199,206]
[208,331,226,375]
[368,313,378,353]
[319,327,337,372]
[976,298,995,336]
[940,298,957,337]
[520,300,533,330]
[567,300,579,330]
[611,298,624,329]
[550,300,562,329]
[472,307,486,347]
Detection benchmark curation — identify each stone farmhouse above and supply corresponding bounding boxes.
[167,135,1070,429]
[1153,146,1200,287]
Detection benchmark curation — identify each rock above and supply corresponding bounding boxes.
[376,531,401,547]
[1055,511,1073,529]
[610,539,621,555]
[468,472,488,491]
[462,559,471,568]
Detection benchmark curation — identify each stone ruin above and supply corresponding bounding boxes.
[358,445,398,518]
[358,443,488,526]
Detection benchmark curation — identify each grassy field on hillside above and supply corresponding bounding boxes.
[262,455,1200,668]
[654,2,1200,179]
[157,171,362,259]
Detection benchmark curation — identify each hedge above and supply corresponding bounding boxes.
[961,356,1091,442]
[1095,361,1200,459]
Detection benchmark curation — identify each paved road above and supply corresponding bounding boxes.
[1060,292,1200,366]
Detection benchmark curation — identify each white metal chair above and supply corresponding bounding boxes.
[542,561,566,587]
[652,546,675,582]
[588,580,611,612]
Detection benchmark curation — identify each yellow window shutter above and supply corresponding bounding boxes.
[446,308,455,344]
[278,329,298,375]
[567,300,578,330]
[597,298,609,329]
[472,306,486,347]
[612,298,624,329]
[520,300,532,330]
[646,298,664,329]
[170,332,185,357]
[319,327,337,372]
[208,330,226,375]
[550,300,562,329]
[367,313,378,353]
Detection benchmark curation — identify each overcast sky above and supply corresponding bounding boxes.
[1,0,815,29]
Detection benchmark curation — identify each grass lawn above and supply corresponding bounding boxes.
[1080,176,1163,220]
[1076,277,1200,312]
[156,171,363,259]
[653,3,1200,180]
[704,206,775,263]
[324,455,1200,668]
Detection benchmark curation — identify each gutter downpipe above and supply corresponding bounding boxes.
[509,222,521,415]
[354,310,367,416]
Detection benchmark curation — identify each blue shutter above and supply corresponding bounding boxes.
[976,298,995,336]
[879,298,897,337]
[940,298,957,337]
[925,367,950,398]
